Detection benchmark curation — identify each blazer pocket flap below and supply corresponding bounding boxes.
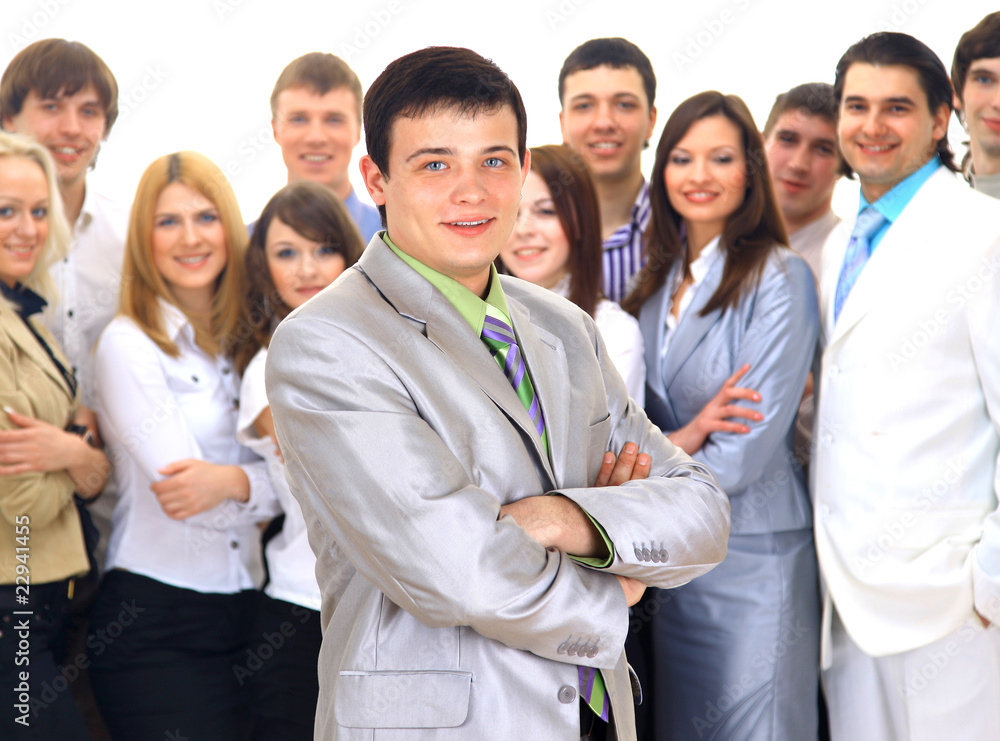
[334,670,473,729]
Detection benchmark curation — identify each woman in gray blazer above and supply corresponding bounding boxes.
[622,92,821,741]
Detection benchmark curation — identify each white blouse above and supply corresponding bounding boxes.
[552,276,646,405]
[237,348,321,611]
[662,235,723,357]
[94,299,275,593]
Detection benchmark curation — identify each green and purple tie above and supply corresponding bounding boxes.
[481,304,609,722]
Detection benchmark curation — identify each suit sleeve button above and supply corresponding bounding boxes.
[587,645,599,658]
[642,547,651,561]
[659,549,669,562]
[558,685,577,703]
[634,546,643,560]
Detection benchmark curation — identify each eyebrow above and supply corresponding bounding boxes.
[844,94,917,106]
[968,65,998,78]
[404,144,516,163]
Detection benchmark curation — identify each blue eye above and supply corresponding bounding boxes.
[31,207,47,219]
[426,161,446,171]
[155,216,175,228]
[317,245,339,256]
[0,206,13,218]
[198,211,219,223]
[670,154,690,165]
[715,155,733,164]
[276,247,296,259]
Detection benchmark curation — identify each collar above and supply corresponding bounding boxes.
[1,281,47,318]
[382,232,511,334]
[75,183,96,232]
[157,296,195,343]
[861,155,941,223]
[603,179,650,250]
[551,274,571,299]
[689,234,723,286]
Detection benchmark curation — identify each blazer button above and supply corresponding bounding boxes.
[634,546,643,560]
[650,550,660,563]
[558,685,577,704]
[642,547,652,562]
[659,549,669,562]
[557,638,570,655]
[586,645,599,658]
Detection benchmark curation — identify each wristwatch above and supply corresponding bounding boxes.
[65,423,97,448]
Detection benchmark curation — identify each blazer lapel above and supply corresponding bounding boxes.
[828,167,952,349]
[1,309,74,401]
[356,242,556,487]
[505,295,561,488]
[660,255,725,389]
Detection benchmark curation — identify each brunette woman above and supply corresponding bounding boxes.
[623,92,821,741]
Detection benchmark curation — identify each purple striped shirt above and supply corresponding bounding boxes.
[601,181,651,303]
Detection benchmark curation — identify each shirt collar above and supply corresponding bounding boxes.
[689,234,722,285]
[76,183,96,232]
[158,296,195,343]
[861,155,941,223]
[603,180,649,250]
[1,281,47,318]
[382,232,511,334]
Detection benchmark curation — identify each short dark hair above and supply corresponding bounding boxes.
[763,82,852,178]
[0,39,118,136]
[363,47,528,224]
[952,12,1000,110]
[498,144,603,317]
[270,52,363,123]
[234,180,364,375]
[834,32,957,172]
[623,91,787,318]
[558,37,656,110]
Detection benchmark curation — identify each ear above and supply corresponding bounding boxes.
[521,148,531,187]
[271,117,279,143]
[645,105,658,142]
[931,101,951,144]
[558,109,568,145]
[359,155,387,206]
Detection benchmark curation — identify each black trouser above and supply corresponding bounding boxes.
[0,579,90,740]
[88,570,256,741]
[246,594,322,741]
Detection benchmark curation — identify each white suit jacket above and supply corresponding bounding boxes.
[814,165,1000,657]
[265,238,730,740]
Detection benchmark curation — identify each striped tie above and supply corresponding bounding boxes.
[481,305,608,722]
[833,206,887,321]
[481,305,548,451]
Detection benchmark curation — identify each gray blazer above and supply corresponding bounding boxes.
[639,247,819,535]
[266,238,730,740]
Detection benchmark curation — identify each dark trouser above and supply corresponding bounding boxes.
[0,580,90,740]
[88,570,256,741]
[246,594,322,741]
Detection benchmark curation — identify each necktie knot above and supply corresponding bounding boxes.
[834,207,888,321]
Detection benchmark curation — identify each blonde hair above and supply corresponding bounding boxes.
[0,130,69,308]
[119,151,247,357]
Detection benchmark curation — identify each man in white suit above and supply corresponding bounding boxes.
[814,32,1000,740]
[265,47,730,740]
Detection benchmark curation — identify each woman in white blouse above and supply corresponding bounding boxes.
[498,144,645,404]
[231,180,362,741]
[88,152,273,740]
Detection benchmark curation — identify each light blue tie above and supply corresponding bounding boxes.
[833,207,887,321]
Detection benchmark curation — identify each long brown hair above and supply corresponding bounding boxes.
[500,144,603,317]
[622,91,787,317]
[119,151,248,358]
[233,180,363,375]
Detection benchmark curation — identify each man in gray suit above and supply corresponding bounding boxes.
[266,46,730,740]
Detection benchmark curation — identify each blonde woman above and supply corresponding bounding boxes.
[88,152,273,740]
[0,131,107,739]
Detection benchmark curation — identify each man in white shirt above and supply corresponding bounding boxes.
[1,39,127,410]
[270,52,381,242]
[951,11,1000,199]
[815,32,1000,741]
[558,38,656,303]
[763,82,848,280]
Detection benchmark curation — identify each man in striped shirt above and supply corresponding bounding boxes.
[559,38,657,303]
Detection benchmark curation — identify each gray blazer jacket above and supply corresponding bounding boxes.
[639,247,819,535]
[266,238,730,740]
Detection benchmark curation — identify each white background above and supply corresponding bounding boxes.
[1,0,994,221]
